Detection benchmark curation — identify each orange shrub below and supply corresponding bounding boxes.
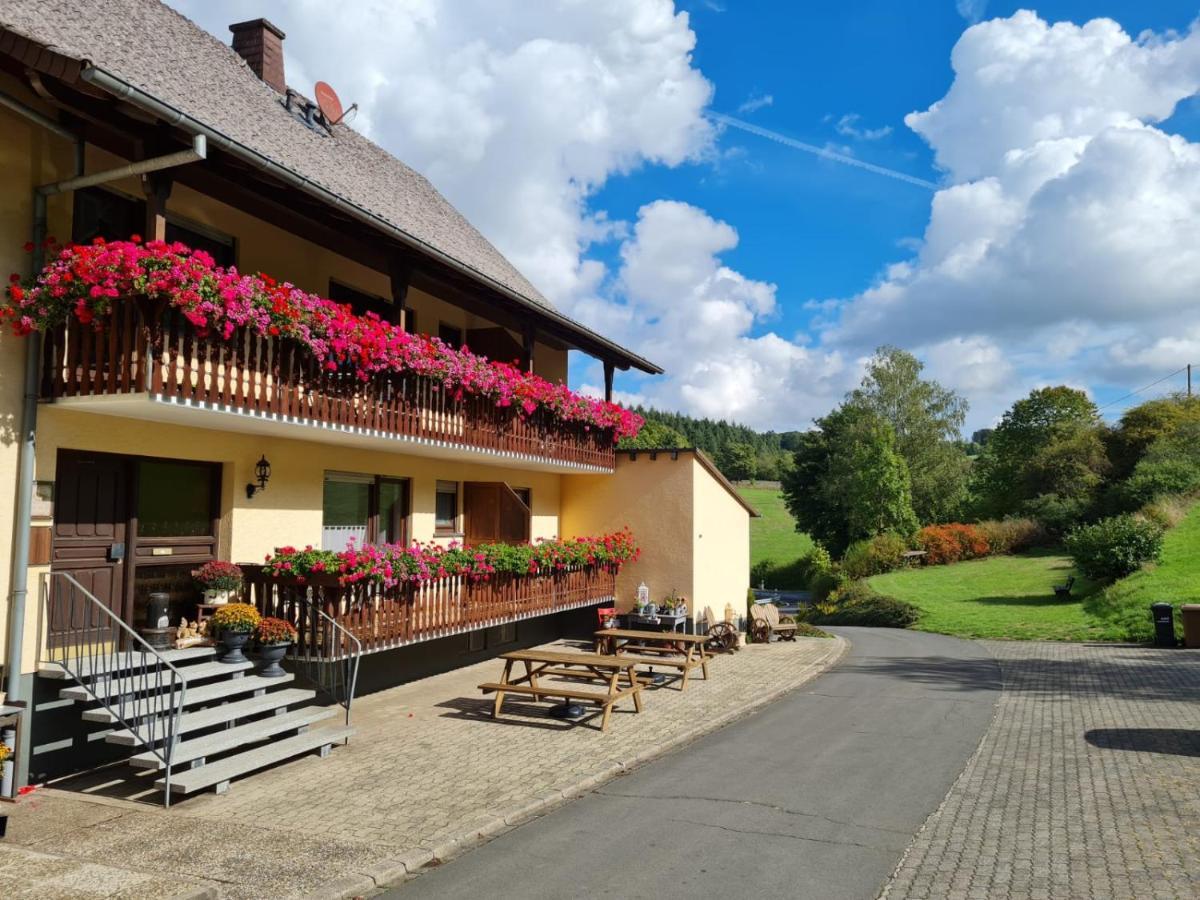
[917,523,990,565]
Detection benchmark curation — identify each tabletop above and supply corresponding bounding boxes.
[595,628,708,643]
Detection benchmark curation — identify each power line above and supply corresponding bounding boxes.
[705,111,940,190]
[1096,365,1192,413]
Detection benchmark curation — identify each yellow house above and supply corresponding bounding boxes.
[0,4,754,797]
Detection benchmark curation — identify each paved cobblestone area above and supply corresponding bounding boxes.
[883,642,1200,900]
[5,636,843,899]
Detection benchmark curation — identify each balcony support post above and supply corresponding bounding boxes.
[388,256,412,329]
[603,361,615,403]
[142,171,173,242]
[522,324,536,374]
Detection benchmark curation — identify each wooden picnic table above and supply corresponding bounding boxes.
[594,628,713,690]
[478,648,644,732]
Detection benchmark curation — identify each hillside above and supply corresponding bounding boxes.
[738,485,814,588]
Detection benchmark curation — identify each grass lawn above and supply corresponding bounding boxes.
[1086,503,1200,642]
[737,485,813,586]
[868,550,1113,641]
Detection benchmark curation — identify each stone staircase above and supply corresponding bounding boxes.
[40,646,353,798]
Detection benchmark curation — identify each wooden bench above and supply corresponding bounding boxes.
[594,628,712,690]
[702,605,739,654]
[1054,575,1076,599]
[749,602,797,643]
[479,648,644,732]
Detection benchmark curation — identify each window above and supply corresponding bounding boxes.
[435,481,459,535]
[322,473,371,551]
[322,472,410,550]
[329,280,400,323]
[137,461,217,537]
[438,323,463,349]
[512,487,532,511]
[72,187,235,266]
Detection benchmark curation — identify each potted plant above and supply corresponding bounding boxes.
[209,602,261,664]
[193,561,244,605]
[255,617,297,678]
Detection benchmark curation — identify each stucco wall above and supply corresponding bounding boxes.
[0,87,77,686]
[561,453,695,613]
[691,457,751,624]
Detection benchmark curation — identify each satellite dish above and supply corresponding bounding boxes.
[314,81,344,124]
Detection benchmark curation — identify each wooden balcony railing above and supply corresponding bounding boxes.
[241,564,617,658]
[40,297,617,469]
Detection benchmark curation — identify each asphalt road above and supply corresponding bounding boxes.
[389,627,1001,900]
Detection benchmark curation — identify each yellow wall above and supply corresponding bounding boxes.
[561,453,695,613]
[691,457,751,621]
[0,85,79,684]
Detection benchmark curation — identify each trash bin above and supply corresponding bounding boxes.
[1181,605,1200,649]
[1151,602,1176,648]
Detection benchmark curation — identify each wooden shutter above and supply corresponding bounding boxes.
[464,482,531,545]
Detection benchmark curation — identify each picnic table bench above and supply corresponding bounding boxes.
[479,648,644,732]
[594,628,712,690]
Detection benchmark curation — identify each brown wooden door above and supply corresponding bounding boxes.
[464,482,530,545]
[50,452,129,646]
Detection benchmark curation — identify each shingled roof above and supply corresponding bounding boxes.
[0,1,661,372]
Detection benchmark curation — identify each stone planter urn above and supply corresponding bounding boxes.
[218,630,251,665]
[257,642,290,678]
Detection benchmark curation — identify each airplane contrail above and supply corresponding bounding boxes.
[706,111,939,191]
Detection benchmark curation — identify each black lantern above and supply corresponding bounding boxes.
[246,455,271,499]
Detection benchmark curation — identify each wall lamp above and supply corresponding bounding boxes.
[246,455,272,499]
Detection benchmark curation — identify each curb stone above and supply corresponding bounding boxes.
[309,636,848,897]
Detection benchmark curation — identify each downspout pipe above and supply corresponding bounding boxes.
[1,92,205,795]
[78,66,663,376]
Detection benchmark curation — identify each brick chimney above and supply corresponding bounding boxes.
[229,18,286,94]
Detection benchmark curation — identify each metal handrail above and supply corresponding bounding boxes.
[39,572,187,806]
[289,591,361,730]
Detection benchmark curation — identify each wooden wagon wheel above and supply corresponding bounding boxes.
[705,622,738,654]
[750,619,771,644]
[778,616,799,641]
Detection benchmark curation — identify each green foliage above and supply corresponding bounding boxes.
[841,532,909,579]
[792,621,835,638]
[1085,503,1200,642]
[810,581,920,628]
[783,406,918,555]
[976,518,1047,554]
[617,418,691,450]
[1065,514,1165,580]
[1020,492,1091,536]
[1106,394,1200,479]
[972,386,1100,518]
[740,485,814,589]
[1113,459,1200,511]
[846,346,971,523]
[624,407,797,481]
[719,441,758,481]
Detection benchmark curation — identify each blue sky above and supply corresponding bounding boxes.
[593,0,1200,425]
[175,1,1200,432]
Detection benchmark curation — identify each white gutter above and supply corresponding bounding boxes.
[78,65,662,375]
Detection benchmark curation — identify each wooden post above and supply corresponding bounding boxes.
[603,361,615,403]
[142,172,173,242]
[522,324,536,373]
[388,256,412,329]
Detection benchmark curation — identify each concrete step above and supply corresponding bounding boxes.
[106,688,317,746]
[157,726,354,795]
[60,661,254,702]
[38,647,216,680]
[129,707,338,770]
[82,673,294,724]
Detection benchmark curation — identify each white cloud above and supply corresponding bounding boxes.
[834,113,893,141]
[956,0,987,24]
[170,0,714,306]
[737,92,773,114]
[822,11,1200,427]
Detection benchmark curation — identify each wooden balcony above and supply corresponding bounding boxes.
[241,564,617,658]
[39,298,617,471]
